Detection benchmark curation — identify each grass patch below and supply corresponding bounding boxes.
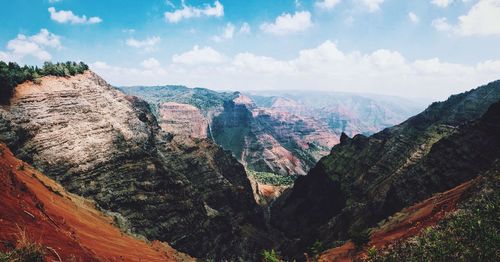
[247,169,296,186]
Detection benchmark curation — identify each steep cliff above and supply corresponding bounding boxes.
[211,94,339,176]
[0,71,270,260]
[0,142,191,262]
[271,81,500,259]
[158,102,208,138]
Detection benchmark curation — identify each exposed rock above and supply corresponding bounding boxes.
[0,71,271,260]
[212,94,338,176]
[158,102,208,138]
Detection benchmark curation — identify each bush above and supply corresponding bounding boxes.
[0,61,89,105]
[262,249,281,262]
[0,227,45,262]
[308,239,326,259]
[349,226,370,249]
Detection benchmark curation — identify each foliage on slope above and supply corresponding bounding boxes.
[0,61,88,104]
[366,169,499,262]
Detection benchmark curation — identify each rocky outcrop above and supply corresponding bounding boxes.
[0,71,271,260]
[271,81,500,259]
[158,102,208,138]
[0,142,191,262]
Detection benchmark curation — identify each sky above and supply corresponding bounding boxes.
[1,0,500,100]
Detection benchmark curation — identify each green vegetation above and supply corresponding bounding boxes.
[0,227,45,262]
[308,240,326,260]
[262,249,281,262]
[247,169,296,186]
[366,175,500,262]
[118,85,237,116]
[349,226,370,249]
[0,61,89,104]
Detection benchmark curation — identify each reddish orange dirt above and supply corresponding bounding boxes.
[319,179,474,262]
[0,143,193,262]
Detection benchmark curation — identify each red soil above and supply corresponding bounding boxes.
[319,179,474,262]
[0,143,192,262]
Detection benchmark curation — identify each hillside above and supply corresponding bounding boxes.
[271,81,500,259]
[0,70,272,261]
[0,142,192,261]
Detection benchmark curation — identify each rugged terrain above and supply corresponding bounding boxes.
[271,81,500,259]
[120,86,421,177]
[0,71,271,260]
[0,142,191,261]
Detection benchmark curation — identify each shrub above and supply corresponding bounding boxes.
[308,239,326,259]
[0,227,45,262]
[262,249,281,262]
[349,226,370,249]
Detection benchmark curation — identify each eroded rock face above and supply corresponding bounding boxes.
[158,102,208,138]
[212,94,338,176]
[0,71,270,260]
[271,81,500,259]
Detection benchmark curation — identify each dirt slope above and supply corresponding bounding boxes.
[0,142,192,262]
[318,179,475,261]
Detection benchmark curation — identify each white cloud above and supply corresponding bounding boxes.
[359,0,385,12]
[92,41,500,100]
[432,17,452,31]
[212,23,235,42]
[260,11,313,35]
[408,12,419,23]
[126,36,161,52]
[0,29,62,62]
[48,7,102,24]
[240,22,251,34]
[431,0,500,36]
[316,0,341,10]
[172,45,225,65]
[431,0,454,8]
[455,0,500,36]
[295,0,302,8]
[164,1,223,23]
[141,58,161,69]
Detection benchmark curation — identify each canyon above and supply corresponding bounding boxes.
[0,65,498,261]
[120,86,423,177]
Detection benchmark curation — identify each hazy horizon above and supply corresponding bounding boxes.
[1,0,500,100]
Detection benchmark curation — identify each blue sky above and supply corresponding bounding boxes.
[1,0,500,99]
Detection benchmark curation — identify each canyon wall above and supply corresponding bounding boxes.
[0,72,271,260]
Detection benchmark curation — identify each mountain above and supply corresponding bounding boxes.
[119,86,422,177]
[0,142,192,261]
[248,90,426,137]
[0,71,272,261]
[270,81,500,259]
